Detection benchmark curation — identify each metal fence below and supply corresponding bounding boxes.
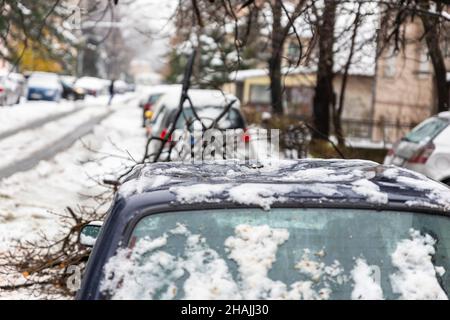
[341,118,417,145]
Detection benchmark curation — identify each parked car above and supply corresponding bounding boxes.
[146,89,249,160]
[74,77,109,97]
[112,80,128,94]
[8,72,26,102]
[138,84,181,127]
[60,76,85,100]
[384,112,450,185]
[27,72,63,102]
[77,159,450,300]
[0,71,22,106]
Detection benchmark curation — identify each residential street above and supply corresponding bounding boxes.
[1,0,450,304]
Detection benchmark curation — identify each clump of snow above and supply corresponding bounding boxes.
[227,184,287,211]
[101,234,184,300]
[280,168,363,183]
[382,168,400,179]
[396,176,450,209]
[352,179,388,204]
[169,184,229,204]
[169,181,341,210]
[225,225,340,300]
[224,224,290,299]
[405,200,440,209]
[390,229,447,300]
[120,175,171,197]
[295,249,346,285]
[350,259,383,300]
[180,229,240,300]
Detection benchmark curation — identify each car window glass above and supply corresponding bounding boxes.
[100,208,450,300]
[174,107,244,130]
[404,118,449,144]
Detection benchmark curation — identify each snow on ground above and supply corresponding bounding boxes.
[0,93,146,299]
[0,100,77,136]
[0,106,105,170]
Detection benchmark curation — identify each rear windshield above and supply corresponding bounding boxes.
[100,208,450,300]
[404,117,448,143]
[171,107,245,130]
[148,93,163,104]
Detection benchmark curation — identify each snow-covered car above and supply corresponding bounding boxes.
[384,112,450,185]
[27,72,63,102]
[77,159,450,300]
[146,89,250,160]
[0,72,22,105]
[74,77,109,97]
[112,80,128,94]
[60,76,85,100]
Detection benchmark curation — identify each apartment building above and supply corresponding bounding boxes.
[372,17,450,142]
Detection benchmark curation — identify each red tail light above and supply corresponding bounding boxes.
[386,148,395,157]
[243,128,250,143]
[0,87,4,93]
[160,128,172,142]
[408,142,435,164]
[144,103,152,111]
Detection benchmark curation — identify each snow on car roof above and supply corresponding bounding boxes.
[27,72,61,89]
[159,89,241,110]
[119,159,450,212]
[142,84,182,95]
[75,77,108,89]
[438,111,450,120]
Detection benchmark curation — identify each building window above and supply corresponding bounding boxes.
[383,46,397,78]
[287,42,301,63]
[249,85,271,104]
[417,45,430,79]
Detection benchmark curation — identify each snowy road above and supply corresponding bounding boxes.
[0,105,82,141]
[0,110,111,179]
[0,93,146,299]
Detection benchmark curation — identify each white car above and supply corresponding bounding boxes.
[384,111,450,185]
[27,72,63,102]
[0,72,22,105]
[146,89,255,161]
[74,77,109,97]
[112,80,128,94]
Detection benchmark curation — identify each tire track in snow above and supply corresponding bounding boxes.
[0,106,84,141]
[0,111,111,180]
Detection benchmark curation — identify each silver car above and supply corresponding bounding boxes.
[0,73,22,106]
[384,112,450,185]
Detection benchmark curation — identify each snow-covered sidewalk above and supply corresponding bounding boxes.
[0,100,78,137]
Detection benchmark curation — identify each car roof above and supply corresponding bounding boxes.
[29,71,58,77]
[142,84,182,96]
[157,89,241,110]
[117,159,450,214]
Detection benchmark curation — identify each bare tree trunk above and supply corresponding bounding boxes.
[420,3,449,113]
[313,0,337,140]
[269,0,285,115]
[334,3,362,146]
